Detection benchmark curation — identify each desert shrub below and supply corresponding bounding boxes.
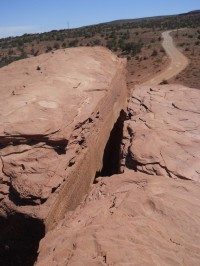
[56,35,64,42]
[53,43,60,49]
[160,79,168,85]
[109,31,116,39]
[120,42,142,55]
[31,48,35,55]
[62,42,67,48]
[8,49,14,55]
[106,39,117,50]
[151,49,158,56]
[34,50,39,56]
[69,39,79,47]
[93,39,101,45]
[46,46,52,52]
[179,42,186,47]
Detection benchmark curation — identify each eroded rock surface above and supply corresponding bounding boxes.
[0,47,127,264]
[1,46,200,266]
[122,85,200,181]
[36,84,200,266]
[37,171,200,266]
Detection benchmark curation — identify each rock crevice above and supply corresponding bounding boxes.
[0,47,127,265]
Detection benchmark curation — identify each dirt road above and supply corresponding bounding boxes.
[142,30,189,85]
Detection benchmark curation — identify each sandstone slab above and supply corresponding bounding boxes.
[122,85,200,181]
[36,84,200,266]
[0,47,127,263]
[36,170,200,266]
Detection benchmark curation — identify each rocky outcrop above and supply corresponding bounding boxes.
[0,47,127,264]
[37,171,200,266]
[122,85,200,181]
[36,84,200,266]
[1,45,200,266]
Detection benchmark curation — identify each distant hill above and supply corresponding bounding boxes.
[103,15,171,26]
[104,10,200,25]
[187,10,200,14]
[179,10,200,16]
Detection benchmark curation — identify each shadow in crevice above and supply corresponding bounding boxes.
[96,110,126,179]
[0,213,45,266]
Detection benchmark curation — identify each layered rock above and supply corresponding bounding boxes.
[122,84,200,181]
[0,47,127,264]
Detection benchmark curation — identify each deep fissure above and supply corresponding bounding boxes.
[96,110,126,178]
[0,111,127,265]
[0,214,45,266]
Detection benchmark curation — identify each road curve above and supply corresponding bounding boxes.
[142,30,189,86]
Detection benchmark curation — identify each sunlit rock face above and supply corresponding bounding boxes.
[37,84,200,266]
[122,84,200,182]
[0,47,127,265]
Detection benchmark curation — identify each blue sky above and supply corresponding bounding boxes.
[0,0,199,38]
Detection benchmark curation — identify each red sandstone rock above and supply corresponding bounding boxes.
[0,47,127,263]
[122,84,200,181]
[36,84,200,266]
[1,46,200,265]
[36,171,200,266]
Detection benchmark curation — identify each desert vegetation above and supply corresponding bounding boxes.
[170,27,200,89]
[0,11,199,88]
